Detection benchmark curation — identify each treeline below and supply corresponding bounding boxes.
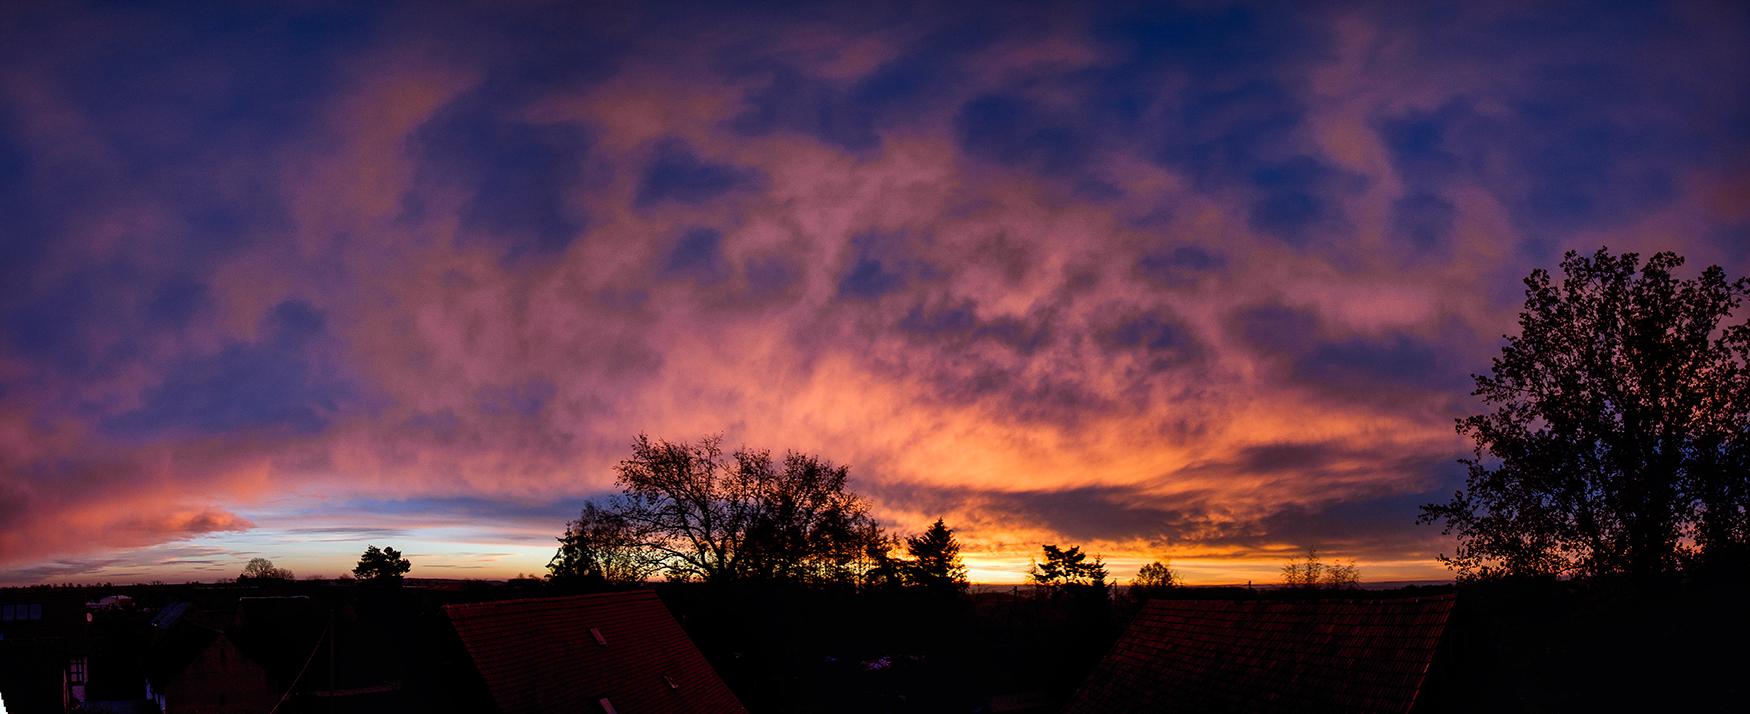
[541,433,1155,712]
[547,434,1385,601]
[545,434,1200,597]
[545,434,972,593]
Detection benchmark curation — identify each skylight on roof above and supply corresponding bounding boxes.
[591,627,607,646]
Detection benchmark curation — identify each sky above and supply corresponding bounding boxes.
[1,0,1747,587]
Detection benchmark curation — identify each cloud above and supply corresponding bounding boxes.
[635,137,761,207]
[413,94,596,262]
[1135,246,1225,288]
[1292,333,1441,389]
[113,508,257,538]
[103,301,352,438]
[1245,157,1367,246]
[955,94,1095,175]
[836,230,935,301]
[1233,303,1321,355]
[905,483,1190,545]
[866,440,1463,562]
[1390,193,1457,251]
[730,65,883,152]
[661,228,730,283]
[476,379,557,418]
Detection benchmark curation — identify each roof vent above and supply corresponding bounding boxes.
[590,627,607,646]
[664,674,679,690]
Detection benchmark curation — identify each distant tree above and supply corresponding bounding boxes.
[852,528,910,590]
[601,434,881,584]
[549,502,657,586]
[1420,249,1750,580]
[1029,544,1109,600]
[905,518,969,594]
[238,557,293,581]
[353,545,411,583]
[1280,550,1360,590]
[1128,560,1179,604]
[1325,559,1360,589]
[1280,551,1323,589]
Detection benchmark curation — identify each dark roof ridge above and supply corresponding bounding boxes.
[443,588,745,713]
[442,589,658,612]
[1065,594,1458,713]
[1160,593,1457,605]
[177,618,225,634]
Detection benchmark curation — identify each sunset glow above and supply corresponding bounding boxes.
[2,1,1746,586]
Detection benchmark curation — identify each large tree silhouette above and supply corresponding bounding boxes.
[1421,248,1750,580]
[353,545,411,582]
[1127,560,1179,605]
[586,434,882,584]
[1029,544,1108,599]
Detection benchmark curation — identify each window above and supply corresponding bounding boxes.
[68,656,87,685]
[2,604,43,621]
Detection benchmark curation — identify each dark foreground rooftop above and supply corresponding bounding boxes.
[1064,596,1455,714]
[445,590,746,714]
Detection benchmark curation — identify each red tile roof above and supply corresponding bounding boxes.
[1064,596,1456,714]
[444,590,745,714]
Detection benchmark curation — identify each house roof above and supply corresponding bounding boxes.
[230,596,325,679]
[149,602,194,630]
[443,590,746,714]
[149,596,329,692]
[145,618,223,688]
[1064,596,1456,714]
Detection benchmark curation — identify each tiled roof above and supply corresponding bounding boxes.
[1064,596,1456,714]
[444,590,746,714]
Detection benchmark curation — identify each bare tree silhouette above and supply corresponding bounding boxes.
[239,557,293,581]
[562,434,883,585]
